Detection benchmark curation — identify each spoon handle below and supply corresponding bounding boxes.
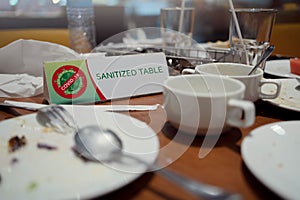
[248,45,275,75]
[155,168,242,200]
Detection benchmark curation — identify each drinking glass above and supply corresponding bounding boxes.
[229,8,277,69]
[160,7,195,48]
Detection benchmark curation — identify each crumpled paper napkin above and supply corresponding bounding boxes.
[0,74,43,97]
[0,39,80,97]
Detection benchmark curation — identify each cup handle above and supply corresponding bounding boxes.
[259,79,282,99]
[182,68,195,74]
[227,99,255,128]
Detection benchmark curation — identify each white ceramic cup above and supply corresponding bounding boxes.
[182,63,281,102]
[163,75,255,135]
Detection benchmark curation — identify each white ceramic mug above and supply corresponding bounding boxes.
[163,75,255,135]
[182,63,281,102]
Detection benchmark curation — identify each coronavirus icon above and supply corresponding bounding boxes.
[52,65,87,99]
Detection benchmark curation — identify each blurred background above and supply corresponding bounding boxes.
[0,0,299,56]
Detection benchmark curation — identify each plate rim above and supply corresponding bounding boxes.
[241,120,300,199]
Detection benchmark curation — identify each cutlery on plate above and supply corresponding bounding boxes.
[36,103,242,200]
[37,105,77,133]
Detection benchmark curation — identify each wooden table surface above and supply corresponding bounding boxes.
[0,94,299,200]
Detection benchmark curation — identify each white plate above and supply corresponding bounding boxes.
[262,78,300,112]
[241,121,300,199]
[0,107,159,200]
[265,59,300,78]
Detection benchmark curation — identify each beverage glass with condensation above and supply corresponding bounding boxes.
[229,8,277,69]
[160,7,195,48]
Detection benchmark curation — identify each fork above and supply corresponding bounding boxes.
[0,102,74,133]
[0,103,79,134]
[36,105,77,134]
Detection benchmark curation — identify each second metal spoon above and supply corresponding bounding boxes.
[248,45,275,75]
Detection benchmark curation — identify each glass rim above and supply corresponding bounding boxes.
[229,8,278,13]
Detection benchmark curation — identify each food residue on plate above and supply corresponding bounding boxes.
[37,143,58,150]
[42,127,54,133]
[8,135,27,152]
[277,162,284,168]
[10,157,19,165]
[27,181,38,192]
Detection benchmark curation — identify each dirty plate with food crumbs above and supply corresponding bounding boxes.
[262,78,300,112]
[241,121,300,200]
[0,109,159,200]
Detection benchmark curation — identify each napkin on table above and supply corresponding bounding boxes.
[0,39,81,97]
[0,74,43,98]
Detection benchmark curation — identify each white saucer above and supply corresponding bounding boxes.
[242,121,300,199]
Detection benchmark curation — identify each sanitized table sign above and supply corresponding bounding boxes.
[43,53,169,104]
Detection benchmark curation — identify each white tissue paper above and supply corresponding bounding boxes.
[0,74,43,97]
[0,39,80,97]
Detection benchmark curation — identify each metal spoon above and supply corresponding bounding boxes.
[248,45,275,75]
[74,125,241,200]
[295,77,300,91]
